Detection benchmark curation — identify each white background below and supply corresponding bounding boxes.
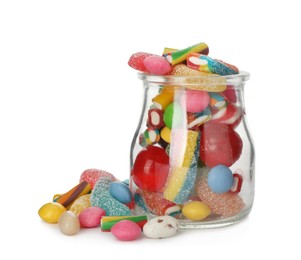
[0,0,300,259]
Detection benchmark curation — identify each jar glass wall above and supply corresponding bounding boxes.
[130,72,255,229]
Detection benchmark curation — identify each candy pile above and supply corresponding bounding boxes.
[38,169,180,240]
[129,42,246,222]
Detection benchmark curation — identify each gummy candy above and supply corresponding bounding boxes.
[143,55,172,75]
[79,169,116,189]
[128,52,155,72]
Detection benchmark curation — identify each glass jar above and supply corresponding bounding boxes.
[130,71,254,229]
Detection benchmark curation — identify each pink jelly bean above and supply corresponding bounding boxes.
[78,207,106,228]
[111,220,142,241]
[180,90,210,113]
[143,55,172,75]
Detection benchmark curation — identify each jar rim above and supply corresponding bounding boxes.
[137,70,250,86]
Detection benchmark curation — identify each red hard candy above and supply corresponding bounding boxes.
[128,52,155,72]
[200,122,243,167]
[132,146,170,192]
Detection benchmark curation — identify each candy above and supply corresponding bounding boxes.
[152,86,175,110]
[138,133,148,148]
[187,108,211,129]
[169,64,227,92]
[196,170,245,217]
[211,102,242,128]
[230,172,243,194]
[131,146,170,192]
[134,192,149,212]
[160,126,171,144]
[162,47,178,54]
[69,194,91,215]
[38,202,66,223]
[143,55,172,75]
[78,207,106,228]
[164,130,200,204]
[109,181,132,204]
[187,53,239,75]
[208,165,234,193]
[180,89,210,113]
[101,215,147,231]
[138,189,181,216]
[128,52,155,72]
[147,108,164,129]
[58,211,80,236]
[209,92,227,109]
[200,122,243,167]
[182,201,211,221]
[111,220,142,241]
[90,177,131,216]
[164,42,209,65]
[53,181,91,209]
[163,102,184,128]
[223,86,237,103]
[143,216,179,239]
[79,169,116,189]
[143,128,160,145]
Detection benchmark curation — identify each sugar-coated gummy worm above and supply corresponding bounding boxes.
[163,130,200,204]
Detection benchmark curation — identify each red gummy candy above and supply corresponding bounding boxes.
[131,146,170,192]
[200,122,243,167]
[128,52,155,72]
[223,86,237,103]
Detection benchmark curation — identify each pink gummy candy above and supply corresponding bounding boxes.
[196,170,245,217]
[79,169,116,189]
[143,55,172,75]
[128,52,155,72]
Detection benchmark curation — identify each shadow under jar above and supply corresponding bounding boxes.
[130,71,255,229]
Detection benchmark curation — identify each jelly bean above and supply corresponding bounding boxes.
[111,220,142,241]
[101,216,147,231]
[109,181,132,204]
[182,201,211,221]
[209,92,227,109]
[147,108,164,129]
[58,211,80,236]
[160,126,171,144]
[143,55,172,75]
[143,216,179,239]
[131,146,170,192]
[208,165,234,193]
[69,194,91,215]
[53,181,91,209]
[128,52,155,72]
[78,207,106,228]
[38,202,66,224]
[164,42,209,65]
[187,108,211,129]
[79,169,116,189]
[164,130,200,204]
[187,53,239,75]
[163,102,184,128]
[180,89,210,113]
[169,64,227,92]
[200,122,243,167]
[90,177,131,216]
[143,128,160,145]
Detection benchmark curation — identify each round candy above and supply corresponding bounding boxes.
[208,165,234,193]
[79,169,116,189]
[143,216,179,239]
[200,122,243,167]
[180,90,210,113]
[109,181,132,204]
[132,146,170,192]
[58,211,80,236]
[182,201,211,221]
[111,220,141,241]
[160,126,171,144]
[38,202,66,223]
[163,102,184,128]
[78,207,106,228]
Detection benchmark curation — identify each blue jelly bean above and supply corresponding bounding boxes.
[109,181,132,204]
[207,165,234,193]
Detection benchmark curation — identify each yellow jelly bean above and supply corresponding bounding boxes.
[182,201,211,221]
[38,202,66,223]
[160,126,171,143]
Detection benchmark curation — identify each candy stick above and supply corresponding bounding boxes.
[163,130,200,204]
[54,181,91,209]
[187,53,239,75]
[152,86,175,110]
[209,92,227,109]
[162,47,178,55]
[164,42,209,65]
[101,215,147,231]
[143,128,160,145]
[138,189,181,216]
[187,108,211,129]
[147,108,164,129]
